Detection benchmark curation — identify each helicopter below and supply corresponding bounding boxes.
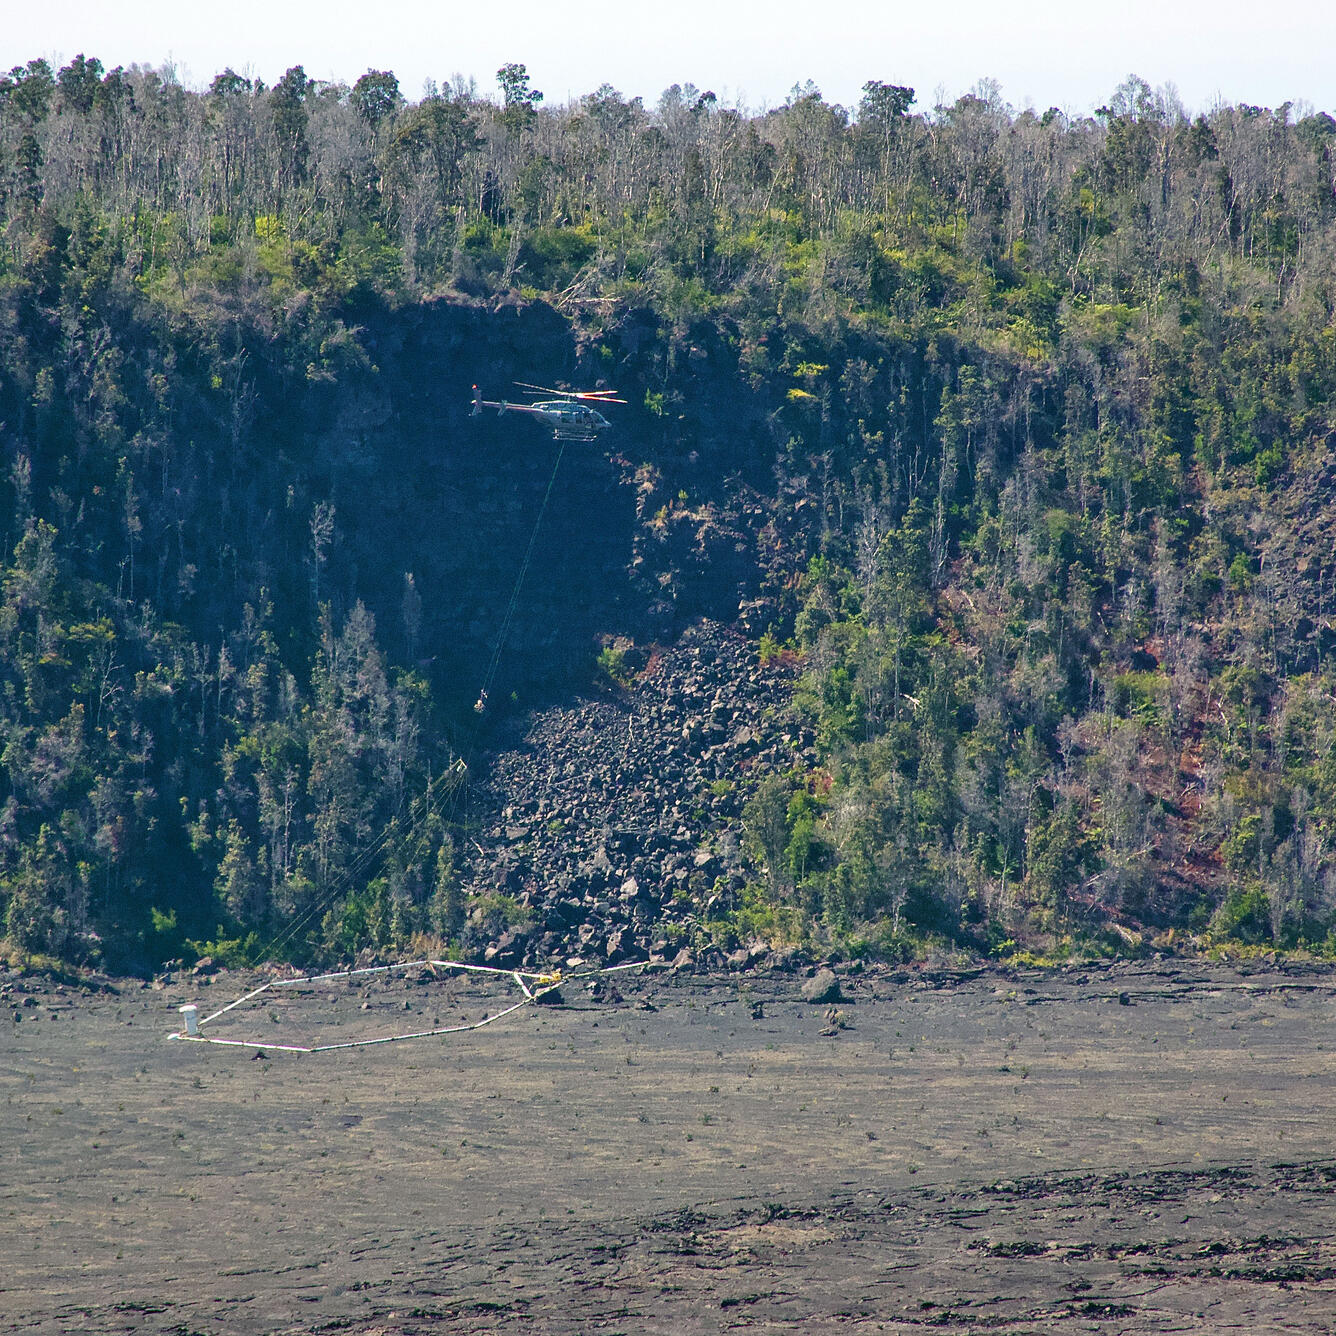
[471,382,626,441]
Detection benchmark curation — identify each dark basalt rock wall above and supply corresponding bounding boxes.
[309,295,782,716]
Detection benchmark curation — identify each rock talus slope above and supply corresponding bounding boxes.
[458,621,815,967]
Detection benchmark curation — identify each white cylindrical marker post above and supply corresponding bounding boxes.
[179,1003,199,1037]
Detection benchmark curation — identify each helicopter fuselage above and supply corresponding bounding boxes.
[472,387,614,441]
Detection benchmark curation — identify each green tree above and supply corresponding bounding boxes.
[431,836,463,938]
[351,69,400,129]
[743,776,793,898]
[496,62,542,130]
[270,65,312,185]
[56,53,103,114]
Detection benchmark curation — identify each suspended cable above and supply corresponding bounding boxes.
[256,760,468,964]
[253,436,570,965]
[474,440,567,713]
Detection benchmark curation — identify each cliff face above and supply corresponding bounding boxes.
[9,72,1336,971]
[305,294,780,714]
[326,296,640,703]
[0,271,800,970]
[8,262,1336,969]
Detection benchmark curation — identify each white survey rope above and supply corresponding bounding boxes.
[167,957,653,1054]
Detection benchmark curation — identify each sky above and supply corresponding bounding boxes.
[4,0,1335,118]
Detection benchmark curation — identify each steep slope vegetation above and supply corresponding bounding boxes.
[1,59,1336,970]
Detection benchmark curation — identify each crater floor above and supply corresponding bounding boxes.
[3,959,1335,1333]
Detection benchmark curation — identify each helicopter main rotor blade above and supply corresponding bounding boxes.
[514,381,626,403]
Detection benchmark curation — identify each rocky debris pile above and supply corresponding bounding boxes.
[458,621,815,967]
[2,962,115,1022]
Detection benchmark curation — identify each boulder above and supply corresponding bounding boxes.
[801,968,842,1004]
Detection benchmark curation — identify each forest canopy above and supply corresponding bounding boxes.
[2,56,1335,971]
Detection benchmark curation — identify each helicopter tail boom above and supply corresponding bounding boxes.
[472,386,514,416]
